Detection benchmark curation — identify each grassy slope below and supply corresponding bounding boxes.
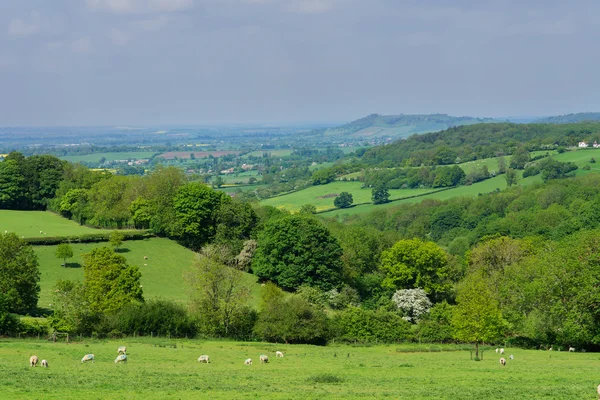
[260,182,436,213]
[60,152,157,163]
[0,211,104,238]
[0,340,597,399]
[34,238,261,308]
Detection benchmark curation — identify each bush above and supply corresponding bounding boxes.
[19,317,50,337]
[334,307,413,343]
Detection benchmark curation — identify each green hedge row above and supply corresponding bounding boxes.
[24,230,153,246]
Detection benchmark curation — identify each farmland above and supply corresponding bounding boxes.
[158,151,241,160]
[60,152,157,163]
[0,340,598,399]
[0,211,104,238]
[33,238,262,308]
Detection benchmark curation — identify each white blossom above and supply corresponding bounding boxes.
[392,288,432,322]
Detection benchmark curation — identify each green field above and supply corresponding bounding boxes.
[260,182,436,212]
[60,152,157,163]
[243,149,292,158]
[34,238,262,308]
[220,170,260,184]
[0,211,105,238]
[1,339,597,399]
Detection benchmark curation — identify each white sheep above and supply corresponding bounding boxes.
[41,359,48,368]
[549,346,553,351]
[597,383,600,399]
[275,351,284,358]
[39,230,43,234]
[144,256,148,260]
[118,346,127,355]
[29,355,38,367]
[81,354,94,363]
[509,355,514,360]
[198,355,210,363]
[568,346,575,352]
[499,357,506,366]
[499,348,505,354]
[495,348,499,353]
[115,354,127,364]
[244,358,252,365]
[259,354,269,363]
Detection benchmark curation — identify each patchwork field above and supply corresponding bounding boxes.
[158,151,241,160]
[260,182,437,213]
[0,211,104,238]
[60,152,156,163]
[1,340,598,399]
[34,238,262,308]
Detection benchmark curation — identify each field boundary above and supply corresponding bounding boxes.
[25,230,154,245]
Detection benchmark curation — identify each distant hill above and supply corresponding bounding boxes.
[323,113,497,139]
[536,113,600,124]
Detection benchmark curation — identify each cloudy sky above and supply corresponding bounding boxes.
[0,0,598,125]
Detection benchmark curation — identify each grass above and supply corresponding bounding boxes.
[0,211,104,238]
[243,149,292,158]
[60,152,157,163]
[220,170,260,184]
[34,238,262,308]
[260,182,436,213]
[1,339,598,399]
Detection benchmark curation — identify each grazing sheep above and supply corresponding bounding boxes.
[81,354,94,363]
[499,357,506,366]
[509,355,514,360]
[275,351,284,358]
[495,348,499,353]
[144,256,148,260]
[499,348,505,354]
[597,383,600,399]
[244,358,252,365]
[29,355,38,367]
[549,347,553,351]
[198,355,210,363]
[115,354,127,364]
[118,346,127,355]
[260,354,269,363]
[568,347,575,352]
[41,359,48,368]
[39,231,43,234]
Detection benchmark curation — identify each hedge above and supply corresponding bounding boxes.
[24,230,153,246]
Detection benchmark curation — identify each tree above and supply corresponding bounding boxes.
[334,192,353,208]
[55,243,74,267]
[252,215,343,291]
[109,231,125,250]
[505,168,518,187]
[392,288,432,322]
[0,233,40,313]
[311,168,336,185]
[0,159,26,209]
[497,156,507,174]
[0,293,20,335]
[48,280,97,335]
[299,204,317,214]
[212,175,225,188]
[509,147,530,169]
[371,186,390,204]
[379,239,451,300]
[452,273,506,359]
[82,247,143,314]
[130,197,152,229]
[186,245,253,337]
[214,198,258,254]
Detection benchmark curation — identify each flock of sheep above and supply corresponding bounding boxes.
[29,346,285,368]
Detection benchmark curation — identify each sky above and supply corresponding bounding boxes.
[1,0,599,126]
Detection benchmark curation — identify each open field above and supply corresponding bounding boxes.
[158,151,241,160]
[260,182,436,213]
[1,339,598,399]
[34,238,262,308]
[243,149,293,158]
[220,170,260,184]
[60,152,157,163]
[0,211,105,238]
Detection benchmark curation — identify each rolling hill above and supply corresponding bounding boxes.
[535,112,600,124]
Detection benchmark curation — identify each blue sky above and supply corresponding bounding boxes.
[1,0,598,125]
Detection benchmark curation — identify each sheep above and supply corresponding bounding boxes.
[495,348,499,353]
[244,358,252,365]
[29,355,38,367]
[41,359,48,368]
[118,346,127,355]
[568,347,575,352]
[549,347,553,351]
[499,348,505,354]
[509,355,514,360]
[499,357,506,366]
[259,354,269,363]
[81,354,94,363]
[597,383,600,399]
[198,355,210,363]
[115,354,127,364]
[39,230,43,234]
[144,256,148,260]
[275,351,284,358]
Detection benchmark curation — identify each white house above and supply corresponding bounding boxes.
[579,141,588,148]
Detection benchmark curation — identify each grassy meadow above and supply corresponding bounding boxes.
[0,211,104,238]
[1,339,598,399]
[60,152,156,163]
[260,182,436,213]
[34,238,262,308]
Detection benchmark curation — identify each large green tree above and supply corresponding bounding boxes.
[0,233,40,313]
[252,215,343,291]
[371,186,390,205]
[82,247,143,314]
[0,159,26,209]
[334,192,353,208]
[379,239,451,300]
[55,243,74,267]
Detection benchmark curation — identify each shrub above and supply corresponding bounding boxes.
[19,317,49,337]
[308,374,344,384]
[334,307,413,343]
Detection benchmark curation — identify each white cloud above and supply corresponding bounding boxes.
[73,36,92,53]
[86,0,194,14]
[8,12,41,36]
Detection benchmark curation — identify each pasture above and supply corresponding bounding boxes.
[34,238,262,308]
[260,182,436,213]
[0,211,104,238]
[1,339,598,399]
[60,152,156,163]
